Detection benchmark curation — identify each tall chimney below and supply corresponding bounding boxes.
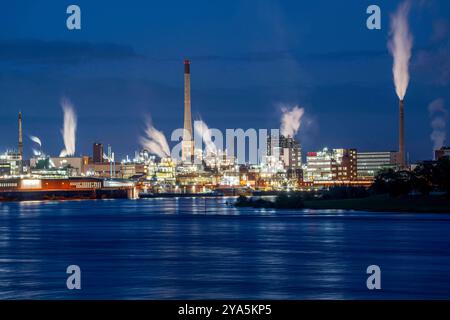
[18,112,23,160]
[18,112,23,174]
[399,99,405,168]
[182,59,194,162]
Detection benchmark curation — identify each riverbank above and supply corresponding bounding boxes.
[235,194,450,213]
[304,194,450,213]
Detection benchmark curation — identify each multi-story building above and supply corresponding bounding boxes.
[0,151,22,176]
[29,156,89,177]
[267,135,302,169]
[333,148,357,181]
[93,143,104,163]
[305,148,357,182]
[83,162,121,178]
[120,163,147,179]
[356,151,400,180]
[152,158,176,186]
[306,149,334,182]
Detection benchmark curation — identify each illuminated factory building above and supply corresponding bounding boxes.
[1,59,434,195]
[0,151,22,177]
[306,148,357,184]
[356,151,400,180]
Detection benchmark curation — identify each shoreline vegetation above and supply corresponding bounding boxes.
[235,193,450,213]
[235,157,450,213]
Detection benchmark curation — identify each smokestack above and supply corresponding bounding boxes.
[18,112,23,160]
[399,99,406,168]
[182,59,194,162]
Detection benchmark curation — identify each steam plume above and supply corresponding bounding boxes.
[388,1,413,100]
[140,119,170,158]
[280,105,304,137]
[59,97,77,157]
[29,135,42,147]
[194,120,217,154]
[29,135,42,156]
[428,98,448,153]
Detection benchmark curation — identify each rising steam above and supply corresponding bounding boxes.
[194,120,217,154]
[29,135,42,147]
[59,98,77,157]
[388,1,413,100]
[280,105,304,137]
[140,119,170,158]
[29,135,42,156]
[428,98,448,153]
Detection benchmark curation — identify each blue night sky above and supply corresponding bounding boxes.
[0,0,449,162]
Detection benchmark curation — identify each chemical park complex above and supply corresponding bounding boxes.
[1,60,449,201]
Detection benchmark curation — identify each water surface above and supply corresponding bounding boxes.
[1,197,450,299]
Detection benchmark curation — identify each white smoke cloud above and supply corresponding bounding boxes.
[59,97,77,157]
[280,105,304,137]
[139,119,170,158]
[388,1,413,100]
[29,135,42,147]
[428,98,448,153]
[194,120,217,155]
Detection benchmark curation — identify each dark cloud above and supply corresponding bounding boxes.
[0,39,141,65]
[147,49,388,64]
[0,38,388,68]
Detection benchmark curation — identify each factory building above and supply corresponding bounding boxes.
[149,158,176,190]
[0,113,26,176]
[356,151,400,180]
[267,135,302,169]
[267,134,302,182]
[93,143,104,163]
[50,157,87,175]
[83,163,120,178]
[0,151,22,177]
[29,156,89,177]
[333,148,357,181]
[120,163,147,179]
[305,148,357,182]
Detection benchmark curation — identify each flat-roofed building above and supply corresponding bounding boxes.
[357,151,400,180]
[306,148,334,182]
[306,148,357,182]
[0,151,22,176]
[267,135,302,169]
[93,143,104,163]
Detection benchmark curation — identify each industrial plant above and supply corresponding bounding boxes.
[1,56,447,202]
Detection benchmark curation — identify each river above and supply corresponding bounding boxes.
[1,197,449,299]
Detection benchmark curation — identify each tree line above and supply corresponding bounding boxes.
[372,156,450,196]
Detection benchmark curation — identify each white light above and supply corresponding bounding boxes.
[21,179,42,189]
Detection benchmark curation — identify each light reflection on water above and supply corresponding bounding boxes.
[0,197,450,299]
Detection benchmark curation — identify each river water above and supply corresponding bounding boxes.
[1,197,449,299]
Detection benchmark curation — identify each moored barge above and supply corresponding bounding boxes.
[0,177,137,201]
